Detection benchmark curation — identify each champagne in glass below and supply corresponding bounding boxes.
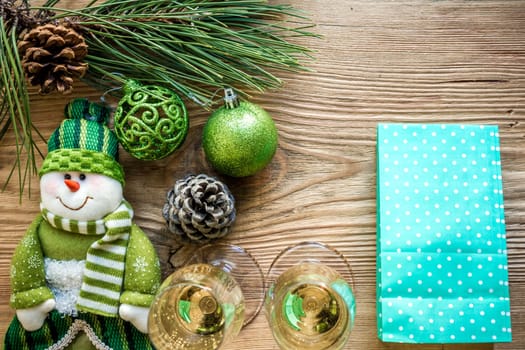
[148,263,245,350]
[265,242,356,350]
[184,243,265,327]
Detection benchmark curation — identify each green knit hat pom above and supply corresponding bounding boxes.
[65,97,111,124]
[39,98,125,185]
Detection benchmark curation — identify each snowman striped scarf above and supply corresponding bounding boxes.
[41,201,133,317]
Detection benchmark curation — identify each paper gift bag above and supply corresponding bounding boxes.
[376,124,512,343]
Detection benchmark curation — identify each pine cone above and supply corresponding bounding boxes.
[163,174,236,244]
[18,23,88,94]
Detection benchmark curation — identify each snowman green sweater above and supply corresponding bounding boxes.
[10,215,161,313]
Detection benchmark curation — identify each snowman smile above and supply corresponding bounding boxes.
[57,196,93,211]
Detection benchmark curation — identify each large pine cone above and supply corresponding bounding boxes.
[18,23,88,94]
[163,174,236,243]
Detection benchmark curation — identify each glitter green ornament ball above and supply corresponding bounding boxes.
[203,89,278,177]
[114,79,189,160]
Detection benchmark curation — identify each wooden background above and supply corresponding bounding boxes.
[1,0,524,349]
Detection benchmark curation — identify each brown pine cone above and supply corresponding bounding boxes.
[163,174,236,244]
[18,23,88,94]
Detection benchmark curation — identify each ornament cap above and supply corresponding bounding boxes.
[123,79,142,94]
[223,88,240,109]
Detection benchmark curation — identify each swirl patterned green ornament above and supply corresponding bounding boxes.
[114,80,189,160]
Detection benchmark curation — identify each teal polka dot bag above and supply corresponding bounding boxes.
[376,124,512,344]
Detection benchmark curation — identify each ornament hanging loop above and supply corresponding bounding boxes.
[98,72,127,105]
[100,86,123,105]
[187,87,230,109]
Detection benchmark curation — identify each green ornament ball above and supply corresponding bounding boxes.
[203,94,278,177]
[114,80,189,160]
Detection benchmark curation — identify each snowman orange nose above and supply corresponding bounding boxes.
[64,179,80,192]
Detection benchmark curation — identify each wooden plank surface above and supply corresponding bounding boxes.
[1,0,524,349]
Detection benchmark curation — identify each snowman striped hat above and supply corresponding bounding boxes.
[39,98,125,185]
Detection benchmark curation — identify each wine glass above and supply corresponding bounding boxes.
[148,243,265,350]
[265,241,356,350]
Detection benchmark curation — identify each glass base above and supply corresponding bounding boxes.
[185,243,265,327]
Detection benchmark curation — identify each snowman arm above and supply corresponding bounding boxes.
[120,225,161,308]
[118,226,160,334]
[10,216,55,310]
[16,299,56,331]
[119,304,150,333]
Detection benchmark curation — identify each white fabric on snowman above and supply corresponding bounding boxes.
[44,258,85,316]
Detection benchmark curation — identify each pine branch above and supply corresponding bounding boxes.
[41,0,318,105]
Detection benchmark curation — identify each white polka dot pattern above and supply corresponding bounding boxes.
[376,124,512,343]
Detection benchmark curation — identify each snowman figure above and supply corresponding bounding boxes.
[4,99,161,349]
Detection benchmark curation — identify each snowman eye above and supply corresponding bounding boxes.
[79,174,86,181]
[64,174,71,180]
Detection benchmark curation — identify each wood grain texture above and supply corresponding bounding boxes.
[1,0,524,349]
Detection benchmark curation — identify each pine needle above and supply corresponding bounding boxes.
[0,11,39,199]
